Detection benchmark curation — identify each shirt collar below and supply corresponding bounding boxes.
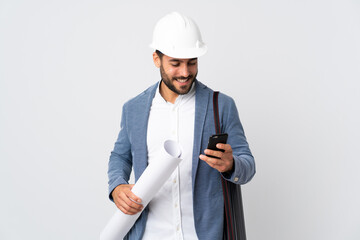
[154,80,196,105]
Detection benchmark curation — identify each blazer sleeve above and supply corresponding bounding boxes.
[219,94,256,184]
[107,103,133,201]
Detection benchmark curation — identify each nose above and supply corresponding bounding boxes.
[179,64,190,78]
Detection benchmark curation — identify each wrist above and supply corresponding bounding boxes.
[227,158,235,174]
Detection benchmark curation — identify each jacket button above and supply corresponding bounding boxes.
[234,177,239,182]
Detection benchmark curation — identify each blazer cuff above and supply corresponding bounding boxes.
[222,154,256,184]
[221,155,240,183]
[108,177,128,202]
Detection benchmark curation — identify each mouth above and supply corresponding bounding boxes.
[174,76,192,84]
[176,78,189,83]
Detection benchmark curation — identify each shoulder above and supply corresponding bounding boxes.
[218,92,236,108]
[197,80,235,107]
[123,82,159,110]
[218,92,236,110]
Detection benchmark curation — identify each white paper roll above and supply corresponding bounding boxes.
[100,140,182,240]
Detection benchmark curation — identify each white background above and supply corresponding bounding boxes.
[1,1,359,239]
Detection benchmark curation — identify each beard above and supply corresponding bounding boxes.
[160,64,197,95]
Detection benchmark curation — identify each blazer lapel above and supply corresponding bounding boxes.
[133,82,159,179]
[192,80,210,188]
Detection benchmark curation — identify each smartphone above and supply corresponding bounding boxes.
[206,133,228,158]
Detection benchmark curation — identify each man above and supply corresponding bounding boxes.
[107,12,255,239]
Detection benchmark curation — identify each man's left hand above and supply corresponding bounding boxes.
[199,143,234,173]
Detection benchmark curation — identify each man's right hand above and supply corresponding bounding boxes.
[111,184,143,215]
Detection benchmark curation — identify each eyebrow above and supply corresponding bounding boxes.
[169,58,197,63]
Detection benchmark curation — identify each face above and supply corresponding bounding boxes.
[156,54,198,95]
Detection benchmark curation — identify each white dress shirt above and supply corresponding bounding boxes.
[142,82,198,240]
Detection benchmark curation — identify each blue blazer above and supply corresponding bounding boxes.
[108,80,255,240]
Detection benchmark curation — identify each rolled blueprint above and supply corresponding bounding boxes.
[100,140,182,240]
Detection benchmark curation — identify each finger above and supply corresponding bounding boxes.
[200,154,232,173]
[114,198,123,211]
[121,191,143,211]
[125,187,142,204]
[216,143,232,152]
[200,154,223,166]
[204,149,223,159]
[114,194,139,214]
[118,204,139,215]
[203,158,222,172]
[118,196,143,214]
[119,201,142,214]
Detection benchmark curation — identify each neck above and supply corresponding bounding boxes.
[159,81,179,104]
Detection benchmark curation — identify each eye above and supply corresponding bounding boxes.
[171,63,180,67]
[188,62,197,66]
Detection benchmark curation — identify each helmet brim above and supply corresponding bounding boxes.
[150,45,208,59]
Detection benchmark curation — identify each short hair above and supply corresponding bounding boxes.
[156,50,164,60]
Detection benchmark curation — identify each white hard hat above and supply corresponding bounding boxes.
[150,12,207,59]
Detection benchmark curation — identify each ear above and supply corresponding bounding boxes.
[152,52,161,68]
